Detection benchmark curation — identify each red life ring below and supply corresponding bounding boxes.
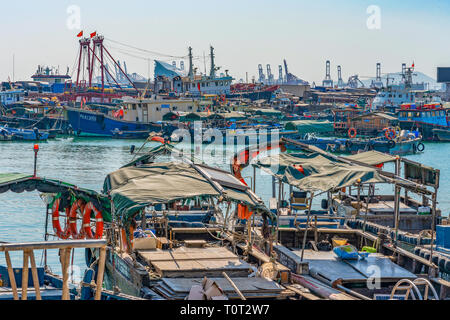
[385,128,396,140]
[348,127,357,138]
[52,198,70,239]
[82,202,104,239]
[69,199,86,239]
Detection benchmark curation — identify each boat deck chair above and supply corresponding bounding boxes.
[290,190,309,211]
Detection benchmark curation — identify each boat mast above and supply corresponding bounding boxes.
[210,46,216,78]
[188,47,194,79]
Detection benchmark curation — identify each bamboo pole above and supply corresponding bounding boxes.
[28,250,42,300]
[61,248,71,300]
[21,251,29,300]
[300,192,315,262]
[5,251,18,300]
[222,272,246,300]
[94,247,107,300]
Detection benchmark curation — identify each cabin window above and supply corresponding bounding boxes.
[192,83,195,88]
[408,112,413,117]
[215,82,218,86]
[202,83,205,87]
[132,104,137,110]
[156,107,160,111]
[188,106,193,110]
[172,106,178,111]
[399,94,402,98]
[388,94,392,98]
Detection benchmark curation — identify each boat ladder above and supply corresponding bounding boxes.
[389,278,439,300]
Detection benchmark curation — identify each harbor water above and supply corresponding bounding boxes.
[0,138,449,281]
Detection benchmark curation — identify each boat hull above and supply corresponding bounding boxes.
[66,108,169,138]
[399,120,449,141]
[432,128,450,142]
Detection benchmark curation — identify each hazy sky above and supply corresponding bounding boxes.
[2,0,450,84]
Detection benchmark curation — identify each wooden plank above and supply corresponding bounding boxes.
[61,248,71,300]
[223,272,246,300]
[285,285,322,300]
[0,240,106,252]
[273,245,309,275]
[4,251,18,300]
[28,250,42,300]
[21,251,29,300]
[171,227,221,234]
[95,247,107,300]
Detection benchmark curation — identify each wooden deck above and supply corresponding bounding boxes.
[137,246,252,278]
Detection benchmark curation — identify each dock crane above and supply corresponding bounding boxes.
[258,64,265,83]
[278,65,283,84]
[371,63,384,88]
[337,65,344,87]
[322,60,333,87]
[347,75,365,88]
[266,64,274,85]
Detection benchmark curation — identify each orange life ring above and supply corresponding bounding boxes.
[52,198,70,239]
[348,127,357,139]
[69,199,86,239]
[82,202,104,239]
[385,128,396,140]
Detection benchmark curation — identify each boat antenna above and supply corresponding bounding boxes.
[33,144,39,177]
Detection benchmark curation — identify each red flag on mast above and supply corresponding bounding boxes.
[90,31,97,38]
[77,31,83,38]
[412,62,415,68]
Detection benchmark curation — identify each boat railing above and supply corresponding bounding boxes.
[0,239,107,301]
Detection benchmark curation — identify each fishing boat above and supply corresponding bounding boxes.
[0,173,138,300]
[342,133,423,155]
[229,139,450,299]
[398,102,449,141]
[0,126,49,141]
[64,96,212,137]
[432,128,450,142]
[286,130,423,156]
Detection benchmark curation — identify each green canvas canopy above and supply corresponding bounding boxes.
[0,173,111,222]
[208,112,247,121]
[123,143,203,168]
[284,120,334,135]
[104,162,270,224]
[344,151,397,166]
[252,152,386,192]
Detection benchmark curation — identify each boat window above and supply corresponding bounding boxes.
[202,83,205,87]
[215,82,218,86]
[408,112,412,117]
[192,83,195,88]
[132,104,137,110]
[388,94,392,98]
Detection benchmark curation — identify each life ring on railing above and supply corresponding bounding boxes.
[69,199,86,239]
[416,142,425,152]
[385,128,396,140]
[52,198,70,239]
[348,127,357,139]
[82,202,104,239]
